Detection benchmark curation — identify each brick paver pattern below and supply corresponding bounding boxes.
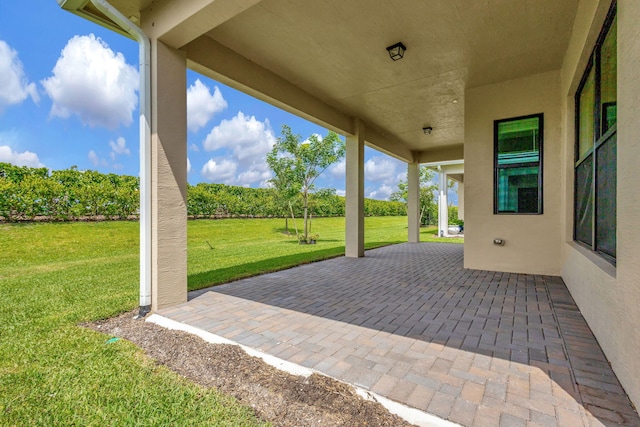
[158,243,639,427]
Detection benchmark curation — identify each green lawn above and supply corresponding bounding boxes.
[0,217,461,425]
[187,216,462,290]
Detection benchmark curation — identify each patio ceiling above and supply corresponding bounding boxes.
[73,0,579,162]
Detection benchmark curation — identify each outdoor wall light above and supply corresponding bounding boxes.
[386,42,406,61]
[423,126,433,135]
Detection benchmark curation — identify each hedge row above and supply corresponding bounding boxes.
[0,164,139,221]
[0,163,406,221]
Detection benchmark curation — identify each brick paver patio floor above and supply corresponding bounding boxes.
[157,243,639,427]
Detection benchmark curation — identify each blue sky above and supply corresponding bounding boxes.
[0,1,430,201]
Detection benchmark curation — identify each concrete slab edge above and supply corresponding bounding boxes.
[146,314,461,427]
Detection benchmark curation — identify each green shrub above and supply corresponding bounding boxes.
[0,163,408,221]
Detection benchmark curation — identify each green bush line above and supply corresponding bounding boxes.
[0,163,406,221]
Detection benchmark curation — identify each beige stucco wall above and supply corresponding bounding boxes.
[560,0,640,408]
[464,71,562,275]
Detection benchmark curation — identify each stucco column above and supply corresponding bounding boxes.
[438,168,449,237]
[457,182,464,220]
[346,119,365,257]
[407,162,420,243]
[150,40,188,310]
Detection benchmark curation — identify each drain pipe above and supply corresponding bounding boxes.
[87,0,152,317]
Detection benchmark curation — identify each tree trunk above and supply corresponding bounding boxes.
[303,205,308,240]
[289,201,300,241]
[303,189,308,240]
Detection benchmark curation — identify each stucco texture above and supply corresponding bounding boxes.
[464,71,562,276]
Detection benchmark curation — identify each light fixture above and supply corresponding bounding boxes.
[423,126,433,135]
[386,42,406,61]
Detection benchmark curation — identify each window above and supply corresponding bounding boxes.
[574,2,616,263]
[494,114,543,214]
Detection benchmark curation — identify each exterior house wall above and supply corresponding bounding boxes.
[560,0,640,408]
[464,71,563,275]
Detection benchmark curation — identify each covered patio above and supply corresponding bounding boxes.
[154,243,638,427]
[58,0,640,416]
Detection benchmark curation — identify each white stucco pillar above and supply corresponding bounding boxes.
[346,119,365,257]
[407,162,420,243]
[150,40,188,310]
[457,182,464,220]
[438,167,449,237]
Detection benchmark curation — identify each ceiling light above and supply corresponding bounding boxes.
[423,127,433,135]
[386,42,406,61]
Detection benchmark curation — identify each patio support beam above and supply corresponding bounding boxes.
[142,0,262,49]
[185,36,355,138]
[407,162,420,243]
[345,119,365,257]
[150,39,188,310]
[417,145,464,164]
[438,167,449,237]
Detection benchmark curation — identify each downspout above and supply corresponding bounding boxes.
[87,0,152,316]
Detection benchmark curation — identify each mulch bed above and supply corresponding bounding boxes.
[87,311,416,427]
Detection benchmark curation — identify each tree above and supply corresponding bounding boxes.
[390,166,438,225]
[267,125,345,241]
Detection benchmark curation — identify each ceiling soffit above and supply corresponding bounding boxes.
[110,0,579,161]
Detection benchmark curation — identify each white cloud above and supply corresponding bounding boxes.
[237,169,272,186]
[368,184,394,200]
[42,34,138,129]
[330,156,403,195]
[201,159,238,183]
[365,156,402,184]
[260,179,274,188]
[204,111,275,160]
[330,159,346,177]
[302,134,323,145]
[190,143,200,152]
[109,137,131,160]
[201,111,275,187]
[0,40,39,112]
[330,156,403,186]
[0,145,43,167]
[187,158,191,174]
[88,150,108,168]
[335,189,346,197]
[88,150,100,166]
[187,79,227,133]
[109,136,130,156]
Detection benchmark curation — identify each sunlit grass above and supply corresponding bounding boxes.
[187,217,462,290]
[0,217,461,425]
[0,221,264,426]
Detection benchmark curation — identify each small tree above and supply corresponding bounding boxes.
[267,125,345,241]
[390,166,438,225]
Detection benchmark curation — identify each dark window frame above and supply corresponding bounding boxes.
[493,113,544,215]
[573,1,617,265]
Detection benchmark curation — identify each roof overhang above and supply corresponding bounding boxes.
[58,0,581,165]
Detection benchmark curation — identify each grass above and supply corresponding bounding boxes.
[187,216,462,290]
[0,217,461,425]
